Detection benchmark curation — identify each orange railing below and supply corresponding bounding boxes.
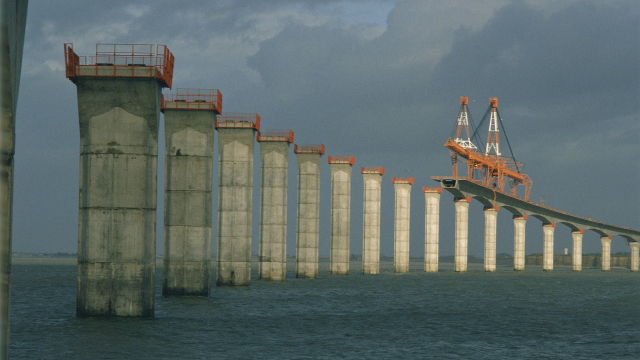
[215,112,260,131]
[361,166,385,175]
[256,129,294,143]
[162,88,222,112]
[293,144,325,155]
[392,177,414,184]
[422,187,443,193]
[64,43,175,88]
[328,156,355,165]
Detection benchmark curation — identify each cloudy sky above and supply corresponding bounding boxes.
[12,0,639,258]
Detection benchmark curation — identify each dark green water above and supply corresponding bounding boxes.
[9,261,640,359]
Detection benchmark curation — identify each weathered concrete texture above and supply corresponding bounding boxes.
[162,109,214,296]
[542,224,555,271]
[76,78,161,317]
[513,216,526,271]
[630,242,638,272]
[216,128,255,286]
[258,141,290,282]
[600,237,611,272]
[454,198,470,272]
[483,207,497,272]
[394,183,411,273]
[572,231,583,272]
[296,154,321,279]
[330,164,352,275]
[362,175,382,274]
[424,192,441,272]
[1,0,28,354]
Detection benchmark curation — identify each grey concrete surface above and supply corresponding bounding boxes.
[454,198,470,272]
[600,236,611,271]
[258,140,290,282]
[630,242,639,272]
[542,224,555,271]
[424,189,441,273]
[513,216,526,271]
[215,128,255,286]
[295,153,322,279]
[362,172,383,275]
[75,77,162,317]
[0,0,27,355]
[329,161,352,275]
[483,207,497,272]
[572,231,583,272]
[162,108,215,296]
[393,181,411,273]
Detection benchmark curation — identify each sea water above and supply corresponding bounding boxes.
[9,261,640,359]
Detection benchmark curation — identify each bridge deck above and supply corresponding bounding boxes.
[432,177,639,242]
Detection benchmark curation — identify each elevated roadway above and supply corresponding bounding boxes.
[432,177,639,243]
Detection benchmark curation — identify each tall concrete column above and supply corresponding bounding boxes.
[362,167,384,275]
[1,0,27,354]
[542,223,556,271]
[257,130,293,282]
[215,114,259,286]
[392,177,413,273]
[328,156,354,275]
[629,242,638,272]
[572,230,583,272]
[423,188,442,273]
[454,197,471,272]
[483,207,498,272]
[67,43,175,317]
[600,236,612,272]
[513,215,527,271]
[294,144,324,279]
[162,89,220,296]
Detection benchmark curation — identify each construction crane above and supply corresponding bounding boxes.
[445,97,532,201]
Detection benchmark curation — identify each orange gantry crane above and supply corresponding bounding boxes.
[445,97,532,201]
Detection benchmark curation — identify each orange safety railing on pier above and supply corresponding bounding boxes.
[328,156,355,165]
[361,166,385,175]
[64,43,175,88]
[391,177,414,184]
[161,88,222,112]
[293,144,325,155]
[422,187,443,193]
[215,113,260,131]
[256,130,294,143]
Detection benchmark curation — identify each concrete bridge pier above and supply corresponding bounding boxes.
[362,167,384,274]
[483,207,498,272]
[328,156,354,275]
[600,236,612,272]
[423,188,442,273]
[454,197,471,272]
[542,223,556,271]
[513,216,527,271]
[294,144,324,279]
[392,177,413,273]
[630,242,639,272]
[572,230,584,272]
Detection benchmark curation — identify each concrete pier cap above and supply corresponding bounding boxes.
[362,167,385,274]
[294,143,325,279]
[161,88,220,297]
[215,112,260,286]
[328,156,355,275]
[257,129,294,282]
[66,43,175,317]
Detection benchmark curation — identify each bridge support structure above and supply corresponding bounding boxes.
[424,188,442,273]
[542,223,556,271]
[362,167,384,275]
[572,230,583,272]
[600,236,612,272]
[328,156,354,275]
[392,177,413,273]
[630,242,639,272]
[454,197,471,272]
[483,206,498,272]
[513,216,527,271]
